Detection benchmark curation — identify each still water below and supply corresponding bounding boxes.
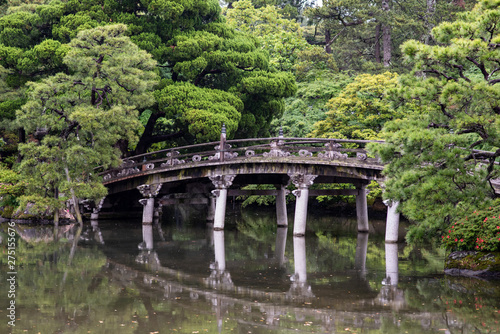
[1,207,500,334]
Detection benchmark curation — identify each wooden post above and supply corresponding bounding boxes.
[220,123,226,163]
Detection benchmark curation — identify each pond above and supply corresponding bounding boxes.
[1,207,500,334]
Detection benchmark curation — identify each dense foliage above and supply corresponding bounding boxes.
[0,0,498,250]
[442,207,500,251]
[369,0,500,243]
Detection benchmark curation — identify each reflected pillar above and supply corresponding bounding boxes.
[137,184,162,225]
[354,233,368,279]
[90,219,104,245]
[288,236,314,299]
[384,243,398,286]
[142,222,154,250]
[209,174,236,230]
[289,173,317,236]
[293,236,307,283]
[275,227,287,266]
[384,200,400,243]
[356,184,369,232]
[205,230,233,290]
[276,184,288,227]
[213,230,226,271]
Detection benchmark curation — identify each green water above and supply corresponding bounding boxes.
[1,208,499,333]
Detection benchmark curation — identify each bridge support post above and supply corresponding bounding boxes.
[276,184,288,227]
[384,200,400,243]
[289,173,317,236]
[209,175,236,230]
[137,184,162,225]
[356,184,369,232]
[207,194,216,221]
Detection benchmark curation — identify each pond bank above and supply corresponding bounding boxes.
[445,251,500,279]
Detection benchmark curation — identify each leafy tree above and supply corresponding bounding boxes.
[273,71,351,137]
[0,0,296,157]
[16,24,158,221]
[310,72,399,140]
[369,0,500,243]
[305,0,475,72]
[224,0,309,71]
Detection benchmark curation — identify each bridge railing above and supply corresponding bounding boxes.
[100,136,384,182]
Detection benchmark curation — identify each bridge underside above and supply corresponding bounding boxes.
[105,161,383,195]
[101,159,399,243]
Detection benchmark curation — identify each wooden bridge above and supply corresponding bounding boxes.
[99,127,401,242]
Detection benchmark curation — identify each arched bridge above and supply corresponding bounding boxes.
[99,132,399,240]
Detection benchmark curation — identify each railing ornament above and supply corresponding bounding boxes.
[298,149,312,157]
[161,150,185,167]
[192,155,202,162]
[245,150,255,157]
[319,141,347,159]
[264,140,290,157]
[357,152,368,160]
[117,167,140,177]
[210,143,238,161]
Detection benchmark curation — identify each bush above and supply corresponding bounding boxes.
[442,207,500,252]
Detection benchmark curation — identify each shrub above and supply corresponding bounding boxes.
[442,207,500,252]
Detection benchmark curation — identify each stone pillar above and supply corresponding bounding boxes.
[209,174,236,230]
[356,184,369,232]
[275,226,288,266]
[90,198,105,220]
[137,184,162,225]
[354,232,369,279]
[384,243,399,286]
[289,173,317,237]
[276,184,288,227]
[206,194,216,221]
[384,200,400,243]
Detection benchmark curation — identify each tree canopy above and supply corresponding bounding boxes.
[0,0,296,158]
[16,24,158,218]
[369,0,500,242]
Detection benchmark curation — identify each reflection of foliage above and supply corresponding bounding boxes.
[237,184,277,207]
[237,184,295,207]
[236,208,278,243]
[402,277,500,334]
[0,224,126,333]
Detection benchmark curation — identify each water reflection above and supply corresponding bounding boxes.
[2,213,500,333]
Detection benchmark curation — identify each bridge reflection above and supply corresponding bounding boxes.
[89,218,452,333]
[134,219,402,305]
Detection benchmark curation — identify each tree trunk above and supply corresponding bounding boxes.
[325,29,333,54]
[53,188,59,242]
[423,0,436,44]
[375,23,381,63]
[64,165,83,225]
[382,0,391,67]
